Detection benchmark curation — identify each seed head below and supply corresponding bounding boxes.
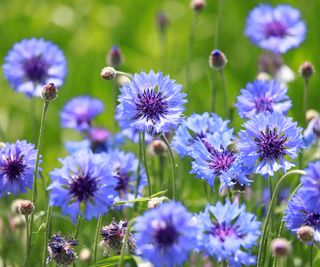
[101,66,116,80]
[42,83,58,102]
[297,226,315,243]
[209,50,228,70]
[270,238,292,257]
[299,61,315,80]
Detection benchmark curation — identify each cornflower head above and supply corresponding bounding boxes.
[0,140,38,196]
[245,4,306,54]
[236,80,292,119]
[3,38,67,97]
[134,201,197,267]
[190,129,252,190]
[48,149,116,223]
[116,71,187,135]
[171,112,229,158]
[238,112,303,177]
[60,96,104,132]
[196,200,261,266]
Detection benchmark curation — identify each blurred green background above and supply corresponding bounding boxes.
[0,0,319,266]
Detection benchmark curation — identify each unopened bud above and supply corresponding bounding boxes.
[209,50,227,70]
[148,197,168,209]
[11,199,24,214]
[101,66,116,80]
[107,46,122,68]
[270,238,292,257]
[306,109,319,122]
[79,248,91,263]
[18,200,34,216]
[299,61,315,80]
[191,0,206,11]
[298,226,315,243]
[42,83,57,101]
[156,11,169,33]
[10,215,25,230]
[148,139,167,156]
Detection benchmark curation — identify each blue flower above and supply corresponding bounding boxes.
[116,71,187,135]
[0,140,38,196]
[245,4,306,54]
[304,116,320,147]
[47,149,116,223]
[196,200,261,266]
[3,38,67,97]
[101,149,147,203]
[284,190,320,242]
[172,112,229,158]
[60,96,104,132]
[238,112,303,176]
[236,80,292,119]
[190,130,252,189]
[134,201,197,267]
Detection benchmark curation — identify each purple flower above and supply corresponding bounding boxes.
[196,200,261,266]
[48,149,116,223]
[236,80,292,119]
[238,112,303,176]
[171,112,229,158]
[60,96,104,132]
[134,201,197,267]
[245,4,306,54]
[116,71,187,135]
[0,140,38,196]
[3,38,67,97]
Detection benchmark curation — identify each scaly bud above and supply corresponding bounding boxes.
[101,66,116,80]
[270,238,292,257]
[297,226,315,243]
[299,61,315,80]
[107,46,123,68]
[18,200,34,216]
[191,0,206,11]
[209,49,227,70]
[42,83,57,102]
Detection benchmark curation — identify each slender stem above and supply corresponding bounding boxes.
[310,244,314,267]
[42,205,53,267]
[159,154,165,190]
[257,170,306,267]
[219,69,228,118]
[118,219,134,267]
[269,177,274,235]
[93,215,103,264]
[303,78,309,117]
[211,69,218,112]
[161,135,177,200]
[25,101,49,267]
[134,132,143,199]
[116,71,132,80]
[214,0,224,48]
[141,132,151,196]
[74,215,82,239]
[25,215,29,264]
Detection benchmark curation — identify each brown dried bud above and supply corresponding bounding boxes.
[101,66,116,80]
[270,238,292,257]
[18,200,34,216]
[42,83,57,101]
[299,61,315,79]
[297,226,315,243]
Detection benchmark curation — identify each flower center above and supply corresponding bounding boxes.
[154,221,179,248]
[23,56,48,83]
[255,97,273,113]
[265,21,287,38]
[306,212,320,227]
[255,128,287,161]
[69,175,98,202]
[114,170,130,194]
[135,88,168,124]
[4,158,26,182]
[210,222,242,242]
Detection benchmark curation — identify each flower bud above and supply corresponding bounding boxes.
[148,197,168,209]
[209,50,227,70]
[18,200,34,216]
[270,238,292,257]
[191,0,206,11]
[148,139,167,156]
[306,109,319,122]
[79,248,91,263]
[10,215,25,230]
[42,83,57,102]
[107,46,122,68]
[11,199,24,214]
[101,66,116,80]
[156,11,169,33]
[297,226,315,243]
[299,61,315,80]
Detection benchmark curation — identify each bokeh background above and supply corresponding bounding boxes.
[0,0,319,266]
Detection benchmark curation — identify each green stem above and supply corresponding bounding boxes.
[303,78,309,118]
[159,154,165,190]
[161,135,177,200]
[310,244,313,267]
[25,101,49,267]
[211,69,218,112]
[116,71,132,80]
[93,215,103,264]
[219,69,228,118]
[118,219,134,267]
[257,170,306,267]
[74,215,82,239]
[141,132,151,196]
[135,132,143,199]
[269,177,274,235]
[214,0,224,48]
[42,205,53,267]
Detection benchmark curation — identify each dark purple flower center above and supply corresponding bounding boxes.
[69,175,98,202]
[4,158,26,182]
[154,222,179,248]
[255,97,273,113]
[265,21,287,38]
[23,56,48,83]
[210,222,242,242]
[255,127,287,161]
[306,212,320,227]
[135,88,168,124]
[114,170,130,194]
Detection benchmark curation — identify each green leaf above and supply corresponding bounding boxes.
[92,255,137,267]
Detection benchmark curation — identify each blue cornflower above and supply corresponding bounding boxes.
[134,201,197,267]
[284,190,320,242]
[116,71,187,135]
[0,140,38,196]
[245,4,306,54]
[304,116,320,147]
[101,149,147,203]
[47,149,116,223]
[60,96,104,132]
[196,200,261,266]
[3,38,67,97]
[191,130,252,189]
[172,112,229,158]
[238,112,303,176]
[236,80,292,119]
